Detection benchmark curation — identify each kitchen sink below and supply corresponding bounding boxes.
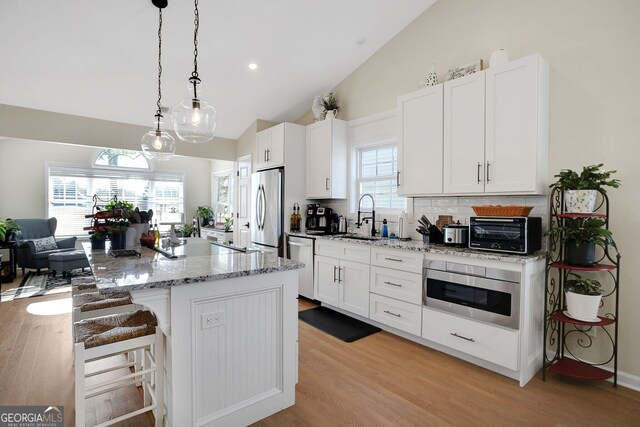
[340,235,380,241]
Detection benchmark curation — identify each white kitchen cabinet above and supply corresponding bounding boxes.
[338,259,370,318]
[314,242,370,317]
[369,293,422,336]
[397,85,444,196]
[256,122,305,172]
[306,117,348,199]
[443,71,486,194]
[370,266,422,305]
[443,54,549,195]
[315,255,339,306]
[485,53,549,194]
[422,307,519,371]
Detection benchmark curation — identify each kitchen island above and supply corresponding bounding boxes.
[83,239,303,426]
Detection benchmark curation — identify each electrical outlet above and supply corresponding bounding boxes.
[201,311,225,330]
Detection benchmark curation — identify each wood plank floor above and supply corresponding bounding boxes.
[0,291,638,426]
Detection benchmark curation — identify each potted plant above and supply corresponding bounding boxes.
[0,219,21,243]
[197,205,214,227]
[545,217,616,266]
[90,230,107,250]
[224,216,233,232]
[550,164,620,213]
[104,200,135,216]
[177,223,195,238]
[107,219,130,250]
[564,273,603,321]
[323,92,339,119]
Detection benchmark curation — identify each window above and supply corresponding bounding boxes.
[357,144,406,210]
[212,171,233,219]
[48,149,184,236]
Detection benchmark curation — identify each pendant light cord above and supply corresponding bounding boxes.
[190,0,200,99]
[156,7,164,125]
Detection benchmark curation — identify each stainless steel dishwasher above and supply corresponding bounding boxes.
[287,235,315,299]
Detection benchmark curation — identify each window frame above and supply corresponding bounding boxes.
[352,141,406,215]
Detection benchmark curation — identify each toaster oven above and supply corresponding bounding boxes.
[468,217,542,255]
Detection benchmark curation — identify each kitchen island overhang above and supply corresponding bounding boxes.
[82,239,303,426]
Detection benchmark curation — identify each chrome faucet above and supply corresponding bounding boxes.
[357,193,376,236]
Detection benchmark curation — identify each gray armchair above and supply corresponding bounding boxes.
[13,218,77,275]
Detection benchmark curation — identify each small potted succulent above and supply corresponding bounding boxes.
[564,273,603,321]
[550,164,620,213]
[323,92,339,119]
[224,216,233,232]
[545,217,616,266]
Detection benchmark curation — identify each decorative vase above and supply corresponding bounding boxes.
[131,223,147,242]
[565,240,596,266]
[109,233,126,250]
[564,189,597,213]
[324,109,337,120]
[125,227,137,248]
[489,49,509,67]
[424,63,439,86]
[565,290,602,321]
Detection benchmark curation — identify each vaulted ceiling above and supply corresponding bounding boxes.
[0,0,436,139]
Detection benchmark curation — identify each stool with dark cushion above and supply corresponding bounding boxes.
[49,250,90,278]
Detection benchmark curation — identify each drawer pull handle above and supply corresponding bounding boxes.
[333,266,337,283]
[450,332,475,342]
[383,281,402,287]
[338,267,342,283]
[384,310,402,318]
[384,257,403,262]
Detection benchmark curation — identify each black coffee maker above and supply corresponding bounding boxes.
[305,205,334,234]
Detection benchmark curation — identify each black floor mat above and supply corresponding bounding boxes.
[298,306,381,342]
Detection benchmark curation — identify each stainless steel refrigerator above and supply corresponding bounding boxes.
[251,168,283,255]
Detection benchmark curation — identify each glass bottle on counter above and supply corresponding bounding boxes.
[153,221,160,248]
[381,219,389,238]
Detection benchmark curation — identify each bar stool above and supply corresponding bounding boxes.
[74,310,164,427]
[72,291,136,324]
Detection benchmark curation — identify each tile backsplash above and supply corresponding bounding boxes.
[308,195,549,247]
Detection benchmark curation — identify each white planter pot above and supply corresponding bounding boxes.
[565,290,602,321]
[125,227,137,248]
[564,189,597,213]
[131,223,148,242]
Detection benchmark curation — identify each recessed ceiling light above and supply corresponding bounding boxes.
[248,63,258,70]
[356,37,367,46]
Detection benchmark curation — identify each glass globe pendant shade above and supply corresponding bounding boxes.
[172,81,217,143]
[141,117,176,161]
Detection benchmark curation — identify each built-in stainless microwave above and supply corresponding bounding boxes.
[469,216,542,255]
[423,260,521,330]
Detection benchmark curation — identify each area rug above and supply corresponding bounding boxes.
[298,306,381,342]
[0,269,94,302]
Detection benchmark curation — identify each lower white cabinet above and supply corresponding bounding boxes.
[314,243,370,318]
[421,307,519,371]
[370,266,422,305]
[369,293,422,336]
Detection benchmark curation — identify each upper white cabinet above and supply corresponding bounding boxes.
[397,85,444,196]
[443,71,487,194]
[397,53,549,196]
[306,117,348,199]
[256,122,301,171]
[484,54,549,194]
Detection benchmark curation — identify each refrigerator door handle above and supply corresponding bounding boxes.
[255,184,263,230]
[259,185,267,231]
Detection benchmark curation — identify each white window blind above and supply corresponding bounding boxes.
[357,145,406,210]
[48,165,184,236]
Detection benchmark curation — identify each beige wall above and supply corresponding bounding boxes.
[0,138,214,221]
[235,119,276,169]
[297,0,640,377]
[0,104,237,160]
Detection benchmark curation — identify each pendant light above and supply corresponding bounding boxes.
[171,0,217,143]
[141,0,176,161]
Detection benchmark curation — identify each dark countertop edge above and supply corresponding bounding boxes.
[287,232,546,263]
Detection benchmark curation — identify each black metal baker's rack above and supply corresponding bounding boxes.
[543,187,620,385]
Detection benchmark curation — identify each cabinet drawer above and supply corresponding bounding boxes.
[370,247,423,273]
[314,239,340,258]
[339,243,371,264]
[369,294,422,336]
[421,308,519,370]
[370,266,422,305]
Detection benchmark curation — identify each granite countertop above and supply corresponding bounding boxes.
[288,232,546,264]
[82,239,303,293]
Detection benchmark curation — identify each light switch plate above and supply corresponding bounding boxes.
[201,311,225,329]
